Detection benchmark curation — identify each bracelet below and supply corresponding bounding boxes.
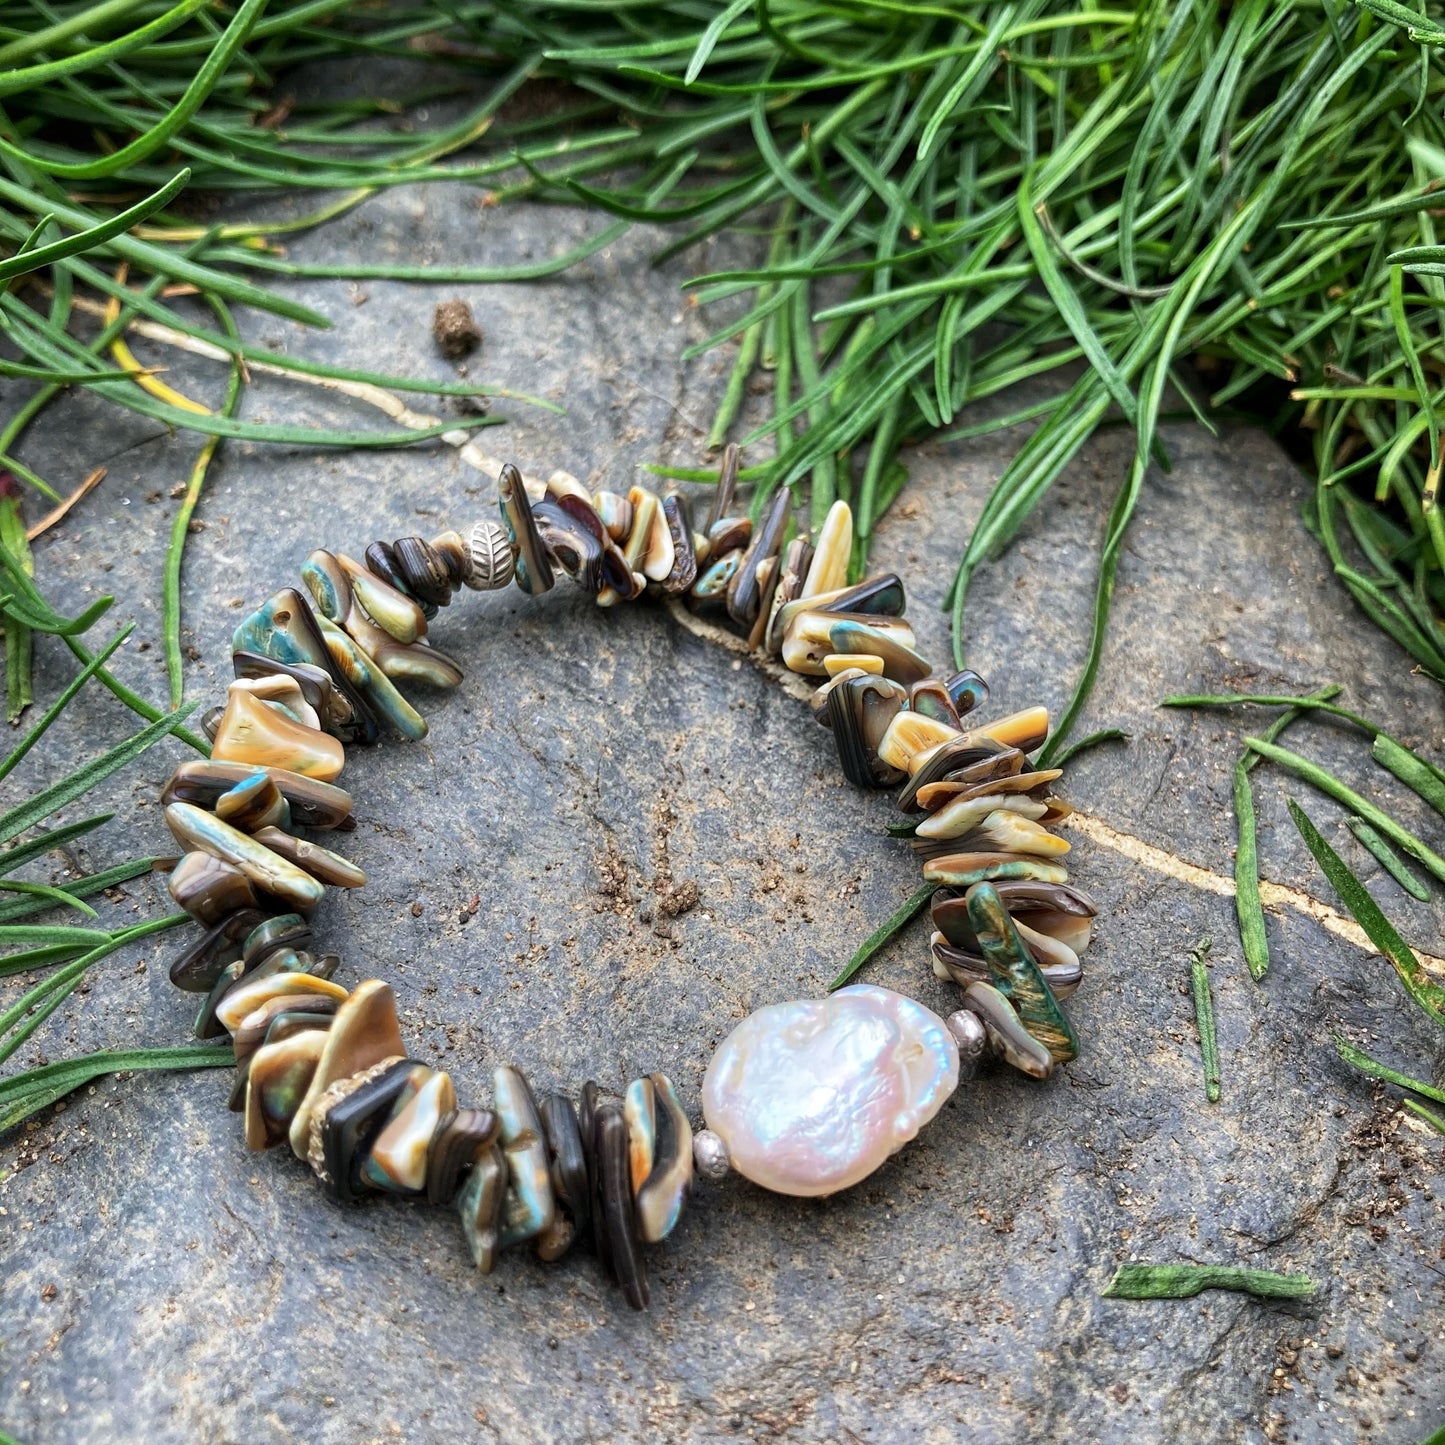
[156,447,1098,1312]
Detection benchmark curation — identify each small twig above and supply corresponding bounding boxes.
[62,292,528,487]
[24,464,105,541]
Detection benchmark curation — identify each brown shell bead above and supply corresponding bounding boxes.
[168,852,260,926]
[390,536,453,608]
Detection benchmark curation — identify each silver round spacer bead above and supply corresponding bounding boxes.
[465,519,516,591]
[692,1127,732,1182]
[946,1008,988,1081]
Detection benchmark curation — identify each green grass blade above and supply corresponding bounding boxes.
[0,881,98,919]
[828,882,936,991]
[0,0,211,98]
[1190,941,1221,1103]
[1335,1035,1445,1107]
[0,1042,231,1132]
[1247,737,1445,885]
[1372,733,1445,819]
[1287,798,1445,1027]
[0,170,190,281]
[0,702,197,846]
[0,857,162,924]
[0,624,132,786]
[1346,817,1431,901]
[0,813,114,876]
[0,0,266,180]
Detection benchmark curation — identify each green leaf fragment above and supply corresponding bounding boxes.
[1371,734,1445,822]
[0,488,33,724]
[1224,686,1342,983]
[1403,1098,1445,1134]
[0,702,197,848]
[1103,1264,1315,1301]
[1047,728,1129,770]
[0,814,114,877]
[1233,758,1270,982]
[1189,939,1220,1103]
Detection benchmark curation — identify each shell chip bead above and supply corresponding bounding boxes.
[213,772,292,834]
[168,907,271,992]
[427,529,474,591]
[232,652,353,740]
[215,971,349,1037]
[825,673,908,789]
[210,685,346,783]
[532,498,605,593]
[231,588,382,746]
[252,827,366,889]
[579,1082,611,1278]
[166,802,326,915]
[315,1059,431,1202]
[241,914,310,968]
[800,499,853,599]
[660,493,698,594]
[363,1067,457,1193]
[363,540,433,619]
[627,485,675,583]
[288,979,408,1158]
[427,1107,500,1207]
[244,1030,327,1151]
[389,536,454,609]
[457,1135,509,1273]
[164,759,355,831]
[633,1073,693,1244]
[333,551,429,643]
[315,614,429,741]
[168,852,260,927]
[595,1102,649,1310]
[594,490,633,543]
[761,537,815,654]
[963,882,1078,1065]
[229,674,322,731]
[493,1066,557,1248]
[727,487,790,627]
[231,993,339,1068]
[499,463,554,595]
[540,1092,591,1245]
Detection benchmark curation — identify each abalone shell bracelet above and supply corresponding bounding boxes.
[158,446,1098,1311]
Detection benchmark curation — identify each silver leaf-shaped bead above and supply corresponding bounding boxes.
[466,520,516,591]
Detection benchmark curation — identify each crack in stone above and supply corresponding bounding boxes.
[1068,813,1445,978]
[662,598,1445,981]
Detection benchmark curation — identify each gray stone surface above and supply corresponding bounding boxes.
[0,181,1442,1445]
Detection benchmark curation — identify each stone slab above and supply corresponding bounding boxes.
[0,180,1441,1445]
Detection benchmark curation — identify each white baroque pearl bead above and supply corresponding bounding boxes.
[701,984,959,1197]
